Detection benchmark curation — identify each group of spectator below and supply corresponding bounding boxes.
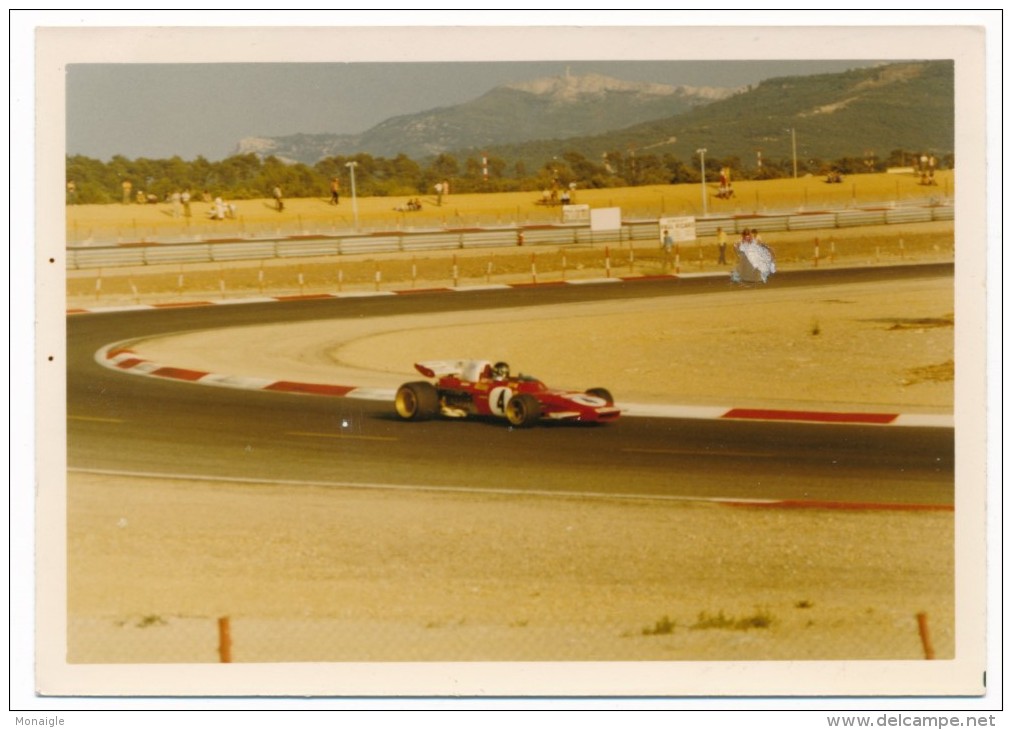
[538,181,577,206]
[918,154,938,186]
[395,198,424,212]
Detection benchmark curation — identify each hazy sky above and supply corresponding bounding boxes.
[66,60,884,162]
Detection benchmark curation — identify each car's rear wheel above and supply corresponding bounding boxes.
[585,387,614,405]
[506,393,541,428]
[395,382,440,421]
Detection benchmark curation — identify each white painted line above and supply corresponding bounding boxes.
[566,277,624,285]
[332,290,397,298]
[68,466,782,507]
[618,403,728,420]
[346,387,397,401]
[676,272,733,280]
[449,284,513,292]
[211,297,279,306]
[128,361,163,375]
[892,413,955,428]
[198,373,278,390]
[79,304,155,313]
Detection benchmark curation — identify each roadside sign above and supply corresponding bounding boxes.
[659,216,697,243]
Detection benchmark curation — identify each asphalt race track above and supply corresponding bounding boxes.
[66,264,955,507]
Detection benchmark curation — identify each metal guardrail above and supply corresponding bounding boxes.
[66,203,954,270]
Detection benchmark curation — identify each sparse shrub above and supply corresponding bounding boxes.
[692,609,774,631]
[136,614,167,628]
[642,615,677,636]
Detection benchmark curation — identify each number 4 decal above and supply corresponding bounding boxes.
[490,386,513,416]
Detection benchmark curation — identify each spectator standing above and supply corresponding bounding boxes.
[181,189,192,217]
[717,227,728,264]
[272,185,284,212]
[329,177,340,205]
[66,180,77,204]
[122,179,133,205]
[435,181,444,206]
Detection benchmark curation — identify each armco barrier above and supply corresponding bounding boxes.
[787,213,838,231]
[885,207,934,225]
[401,232,465,252]
[932,206,954,222]
[460,230,516,250]
[338,236,401,255]
[208,241,277,262]
[66,203,953,270]
[273,239,342,259]
[835,209,887,227]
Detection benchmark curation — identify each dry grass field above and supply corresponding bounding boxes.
[65,170,953,244]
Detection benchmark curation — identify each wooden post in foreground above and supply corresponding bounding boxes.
[218,616,232,663]
[916,612,935,660]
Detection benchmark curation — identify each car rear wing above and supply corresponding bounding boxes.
[414,359,491,381]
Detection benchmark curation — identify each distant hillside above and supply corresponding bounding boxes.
[476,61,954,171]
[234,72,735,163]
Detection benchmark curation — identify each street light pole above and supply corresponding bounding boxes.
[345,161,359,230]
[790,128,798,179]
[696,148,708,217]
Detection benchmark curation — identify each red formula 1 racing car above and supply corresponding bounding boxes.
[394,359,621,427]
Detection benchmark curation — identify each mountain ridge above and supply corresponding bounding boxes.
[234,73,735,163]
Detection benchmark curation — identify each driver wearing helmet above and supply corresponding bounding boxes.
[492,361,511,381]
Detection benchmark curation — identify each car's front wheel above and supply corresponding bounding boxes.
[505,393,541,428]
[395,382,440,421]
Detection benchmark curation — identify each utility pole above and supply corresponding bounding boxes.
[345,161,359,230]
[696,148,708,217]
[790,128,798,179]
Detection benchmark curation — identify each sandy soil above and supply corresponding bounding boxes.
[66,263,956,668]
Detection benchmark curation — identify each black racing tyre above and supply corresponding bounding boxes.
[585,387,614,406]
[394,382,440,421]
[506,393,541,428]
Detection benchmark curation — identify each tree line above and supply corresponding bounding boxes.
[65,148,953,205]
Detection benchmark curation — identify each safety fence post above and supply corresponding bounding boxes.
[218,616,232,663]
[916,612,935,660]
